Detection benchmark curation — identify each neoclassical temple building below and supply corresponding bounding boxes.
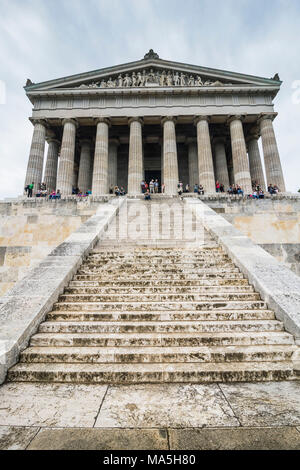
[24,49,286,195]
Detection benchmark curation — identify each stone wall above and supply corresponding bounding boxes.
[0,197,112,296]
[190,194,300,275]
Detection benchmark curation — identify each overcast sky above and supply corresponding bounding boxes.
[0,0,299,198]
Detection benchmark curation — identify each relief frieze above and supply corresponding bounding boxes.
[77,68,231,90]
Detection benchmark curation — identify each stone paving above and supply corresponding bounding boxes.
[0,381,300,449]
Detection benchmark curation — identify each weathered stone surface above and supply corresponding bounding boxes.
[44,137,60,193]
[92,119,110,195]
[6,198,297,385]
[259,115,286,191]
[0,383,107,427]
[0,426,39,450]
[24,121,46,189]
[169,426,300,450]
[0,197,125,383]
[128,118,143,195]
[213,137,229,188]
[78,140,92,194]
[57,119,77,195]
[186,198,300,340]
[195,117,215,193]
[219,381,300,426]
[228,116,252,193]
[162,118,179,195]
[96,384,239,427]
[247,136,266,191]
[27,427,168,450]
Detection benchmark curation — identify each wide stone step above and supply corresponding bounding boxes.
[53,300,267,311]
[70,278,249,287]
[19,345,297,364]
[88,254,228,261]
[78,265,238,274]
[47,309,275,322]
[65,285,255,294]
[97,241,206,247]
[58,293,261,303]
[74,272,244,280]
[38,320,284,334]
[29,331,294,347]
[84,261,233,269]
[7,361,294,384]
[91,247,221,252]
[86,256,231,264]
[92,247,222,255]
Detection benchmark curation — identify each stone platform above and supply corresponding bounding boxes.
[0,381,300,449]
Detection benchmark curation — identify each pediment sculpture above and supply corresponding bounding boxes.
[76,68,231,89]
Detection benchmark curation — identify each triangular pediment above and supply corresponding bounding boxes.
[24,50,282,93]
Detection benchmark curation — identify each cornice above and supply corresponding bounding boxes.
[26,85,280,101]
[24,57,282,92]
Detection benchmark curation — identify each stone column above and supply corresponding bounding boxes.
[56,118,77,195]
[186,137,199,188]
[73,162,79,189]
[92,118,110,195]
[162,117,179,195]
[128,117,144,194]
[160,138,164,185]
[44,132,60,193]
[24,119,47,190]
[228,115,252,193]
[108,138,119,190]
[259,114,286,191]
[78,139,92,193]
[246,131,266,191]
[213,137,230,188]
[194,116,215,193]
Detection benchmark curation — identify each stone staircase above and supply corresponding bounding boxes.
[8,198,297,383]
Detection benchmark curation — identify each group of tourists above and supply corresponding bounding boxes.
[72,187,92,197]
[25,182,91,199]
[49,190,61,200]
[109,185,126,196]
[24,178,282,200]
[227,184,244,196]
[267,184,280,195]
[25,182,48,198]
[141,180,161,193]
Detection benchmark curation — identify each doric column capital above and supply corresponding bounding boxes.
[94,117,111,127]
[257,112,278,124]
[109,137,120,146]
[29,118,48,127]
[161,116,177,126]
[194,115,210,126]
[246,128,261,143]
[47,137,60,145]
[62,118,79,128]
[45,130,59,145]
[128,117,144,126]
[186,137,197,145]
[226,114,246,125]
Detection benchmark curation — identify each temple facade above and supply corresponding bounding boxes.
[24,49,286,195]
